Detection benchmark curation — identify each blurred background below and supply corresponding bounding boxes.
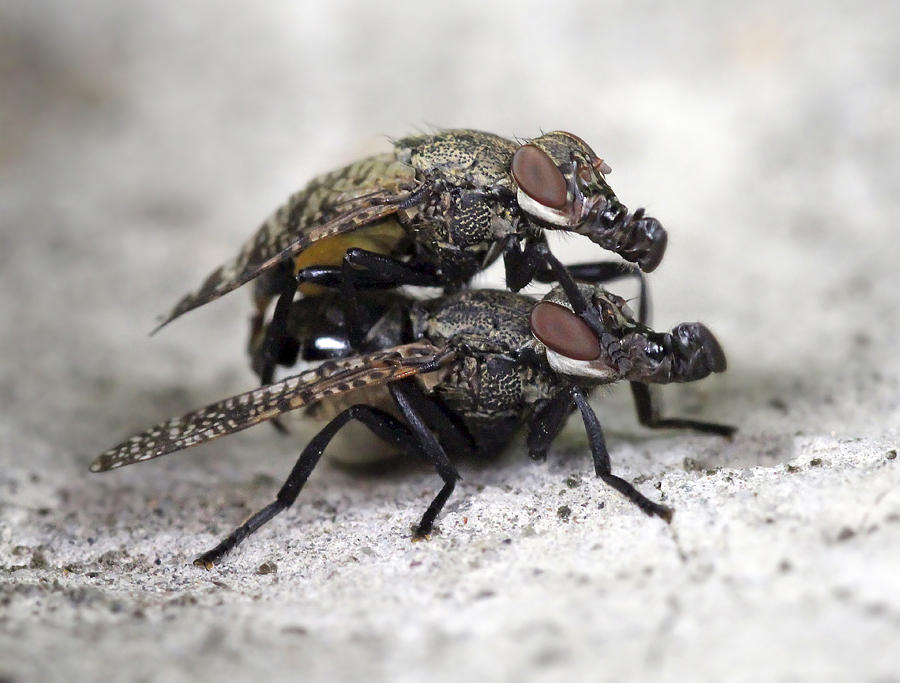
[1,1,898,681]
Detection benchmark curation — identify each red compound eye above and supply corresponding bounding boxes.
[530,302,601,361]
[512,145,568,210]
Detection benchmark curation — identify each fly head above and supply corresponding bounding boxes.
[529,284,727,385]
[511,131,667,272]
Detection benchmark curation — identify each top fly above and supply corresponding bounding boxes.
[154,130,669,383]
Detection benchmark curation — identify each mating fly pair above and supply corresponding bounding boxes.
[155,129,667,385]
[94,129,734,566]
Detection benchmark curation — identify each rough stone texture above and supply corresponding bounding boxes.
[1,2,898,682]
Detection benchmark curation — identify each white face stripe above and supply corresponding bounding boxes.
[545,349,616,380]
[516,189,575,227]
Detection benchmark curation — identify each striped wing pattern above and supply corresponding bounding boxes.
[154,193,406,330]
[91,343,455,472]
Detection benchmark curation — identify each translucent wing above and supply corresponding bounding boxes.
[155,155,419,330]
[91,342,455,472]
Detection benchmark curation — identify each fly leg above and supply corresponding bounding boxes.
[511,237,649,324]
[254,253,441,386]
[629,382,736,437]
[254,260,299,388]
[530,243,708,444]
[251,260,301,433]
[527,392,577,462]
[526,242,606,336]
[389,380,462,539]
[505,236,642,293]
[193,405,426,568]
[534,260,650,325]
[538,258,664,419]
[502,236,645,310]
[537,259,735,439]
[571,387,673,522]
[340,249,442,348]
[405,391,477,462]
[530,244,639,372]
[526,387,672,521]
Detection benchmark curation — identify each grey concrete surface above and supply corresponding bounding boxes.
[1,1,899,681]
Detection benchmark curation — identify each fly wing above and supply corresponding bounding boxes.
[91,342,455,472]
[155,154,419,331]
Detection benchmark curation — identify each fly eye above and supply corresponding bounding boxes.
[512,145,568,210]
[530,302,601,361]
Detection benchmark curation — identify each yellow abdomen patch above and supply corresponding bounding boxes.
[294,220,406,295]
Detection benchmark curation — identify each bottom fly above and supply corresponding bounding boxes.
[93,286,735,567]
